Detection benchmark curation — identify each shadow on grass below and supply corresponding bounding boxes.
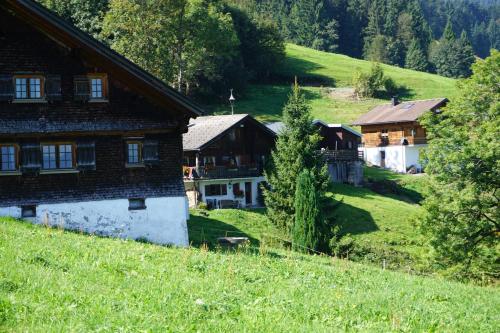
[332,201,379,236]
[270,55,336,86]
[188,213,260,248]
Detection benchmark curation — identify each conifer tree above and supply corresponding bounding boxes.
[405,39,428,71]
[293,169,323,252]
[263,81,329,233]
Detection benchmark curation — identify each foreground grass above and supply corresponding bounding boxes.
[1,218,499,332]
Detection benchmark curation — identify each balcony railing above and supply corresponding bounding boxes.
[184,164,263,179]
[322,149,360,162]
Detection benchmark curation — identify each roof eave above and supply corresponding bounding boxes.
[3,0,203,118]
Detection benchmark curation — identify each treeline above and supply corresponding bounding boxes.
[230,0,499,78]
[38,0,285,100]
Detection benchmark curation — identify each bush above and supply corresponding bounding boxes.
[197,202,208,210]
[353,62,398,99]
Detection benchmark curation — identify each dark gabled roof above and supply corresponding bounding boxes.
[312,120,362,137]
[1,0,203,118]
[266,120,361,137]
[183,114,276,151]
[352,98,448,126]
[265,121,284,134]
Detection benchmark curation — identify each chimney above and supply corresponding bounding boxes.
[391,96,399,106]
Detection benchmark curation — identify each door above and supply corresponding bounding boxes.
[380,151,386,168]
[245,182,252,205]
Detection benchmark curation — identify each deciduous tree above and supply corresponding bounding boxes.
[420,51,500,281]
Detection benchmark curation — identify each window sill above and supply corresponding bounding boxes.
[125,163,145,169]
[0,171,22,176]
[40,169,80,175]
[88,98,109,103]
[12,99,47,104]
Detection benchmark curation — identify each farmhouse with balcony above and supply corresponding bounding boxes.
[0,0,202,245]
[353,97,447,173]
[266,120,363,185]
[183,114,276,208]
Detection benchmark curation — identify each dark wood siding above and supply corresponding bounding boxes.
[0,9,186,206]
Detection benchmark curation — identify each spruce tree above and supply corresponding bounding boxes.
[293,169,323,252]
[405,39,428,71]
[443,19,456,42]
[455,30,475,78]
[263,81,330,233]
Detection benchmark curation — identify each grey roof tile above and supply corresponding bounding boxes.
[352,98,447,126]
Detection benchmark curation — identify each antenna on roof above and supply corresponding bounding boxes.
[229,89,236,115]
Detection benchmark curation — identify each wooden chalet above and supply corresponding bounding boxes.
[0,0,202,245]
[266,120,363,185]
[183,114,276,208]
[353,97,447,173]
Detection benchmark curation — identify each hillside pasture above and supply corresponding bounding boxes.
[0,217,498,332]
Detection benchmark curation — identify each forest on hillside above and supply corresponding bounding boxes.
[230,0,499,75]
[38,0,498,99]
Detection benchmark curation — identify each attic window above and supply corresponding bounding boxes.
[402,103,414,110]
[88,74,107,100]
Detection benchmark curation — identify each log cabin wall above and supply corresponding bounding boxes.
[0,9,186,206]
[317,126,361,150]
[361,122,427,147]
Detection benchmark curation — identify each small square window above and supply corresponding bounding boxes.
[129,198,146,210]
[21,205,36,218]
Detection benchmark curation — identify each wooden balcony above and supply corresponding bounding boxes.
[184,164,263,180]
[322,149,360,162]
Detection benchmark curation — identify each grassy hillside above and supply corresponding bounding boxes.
[1,218,499,332]
[211,44,458,124]
[188,170,428,273]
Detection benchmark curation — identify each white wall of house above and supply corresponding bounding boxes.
[362,144,427,173]
[187,176,265,208]
[0,197,189,246]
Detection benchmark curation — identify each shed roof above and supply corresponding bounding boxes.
[1,0,203,118]
[352,98,447,126]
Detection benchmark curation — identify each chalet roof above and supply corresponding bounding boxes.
[265,120,361,137]
[352,98,447,126]
[183,114,276,151]
[1,0,203,118]
[265,121,284,134]
[312,120,362,137]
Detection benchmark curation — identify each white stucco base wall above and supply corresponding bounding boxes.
[185,176,265,208]
[362,144,427,173]
[0,197,189,246]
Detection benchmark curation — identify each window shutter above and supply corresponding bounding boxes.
[143,140,159,165]
[76,141,96,170]
[0,75,14,101]
[45,75,62,101]
[21,144,41,174]
[73,75,89,101]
